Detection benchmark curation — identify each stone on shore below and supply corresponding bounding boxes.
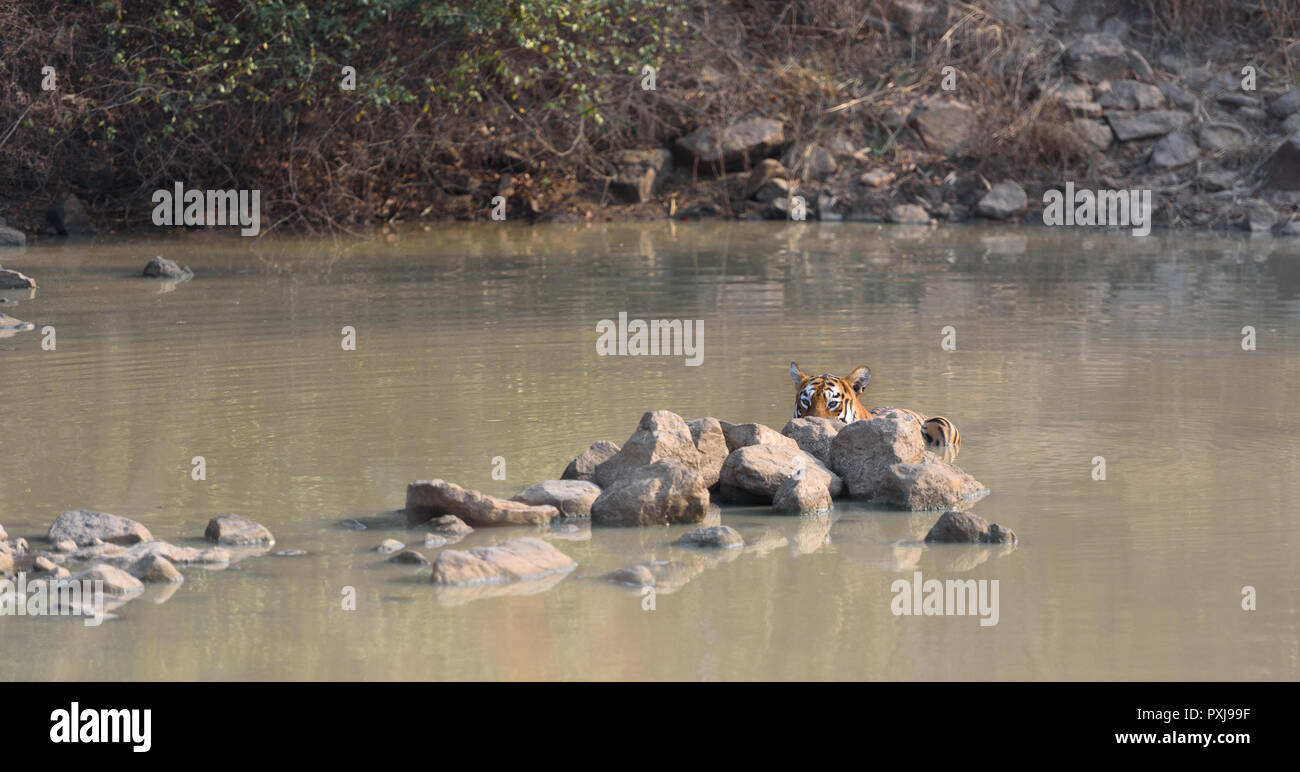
[718,444,841,504]
[888,204,932,224]
[1264,132,1300,191]
[204,513,275,547]
[44,195,95,237]
[909,97,977,155]
[610,149,672,203]
[924,510,1017,544]
[1064,33,1133,83]
[674,525,743,550]
[975,181,1028,219]
[594,410,703,488]
[405,479,559,527]
[430,537,575,585]
[1106,110,1190,141]
[590,458,710,527]
[48,510,153,547]
[781,417,845,465]
[561,440,620,483]
[675,117,785,171]
[0,226,25,248]
[510,479,601,517]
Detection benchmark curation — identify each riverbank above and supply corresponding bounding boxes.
[1,2,1298,240]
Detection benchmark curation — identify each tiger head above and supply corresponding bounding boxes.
[789,362,871,422]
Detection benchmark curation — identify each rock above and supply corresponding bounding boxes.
[377,538,404,554]
[1284,113,1300,135]
[142,256,190,279]
[1151,132,1200,168]
[405,480,559,527]
[610,149,672,203]
[1106,110,1190,141]
[675,117,786,171]
[110,540,229,567]
[1072,118,1113,150]
[1064,34,1132,83]
[1217,92,1258,109]
[1195,122,1250,153]
[785,143,837,180]
[13,538,27,553]
[1243,200,1277,233]
[1199,171,1238,192]
[0,313,34,331]
[510,479,601,517]
[420,533,448,547]
[590,458,710,527]
[771,474,833,514]
[388,549,430,566]
[69,564,143,596]
[751,176,790,204]
[425,514,474,540]
[718,444,842,504]
[53,540,76,553]
[1264,132,1300,190]
[975,181,1028,219]
[1268,88,1300,119]
[780,417,845,465]
[925,510,1016,544]
[602,563,656,587]
[685,417,729,488]
[1160,83,1198,111]
[0,550,11,576]
[1097,80,1165,111]
[127,554,184,583]
[909,97,977,155]
[675,525,743,550]
[48,510,153,547]
[1238,107,1268,123]
[430,537,575,585]
[339,518,367,530]
[720,421,797,453]
[828,411,926,498]
[32,556,58,573]
[875,456,988,510]
[204,513,275,547]
[44,195,95,237]
[888,204,932,224]
[745,158,788,200]
[561,440,620,482]
[860,169,895,188]
[0,522,6,541]
[0,227,25,248]
[594,410,702,488]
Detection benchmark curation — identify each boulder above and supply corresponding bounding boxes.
[975,181,1028,219]
[510,479,601,517]
[1264,132,1300,191]
[1106,110,1190,141]
[425,514,474,540]
[675,117,785,171]
[0,268,36,290]
[1243,200,1276,233]
[924,510,1017,544]
[561,440,620,482]
[610,149,672,203]
[828,411,926,498]
[127,554,184,584]
[780,417,845,465]
[745,158,789,200]
[1064,34,1132,83]
[594,410,702,488]
[590,458,710,527]
[718,444,841,504]
[1151,132,1200,168]
[1097,80,1165,111]
[1268,88,1300,119]
[686,417,729,488]
[771,474,833,514]
[888,204,932,224]
[0,226,25,248]
[674,525,743,550]
[405,479,559,527]
[1072,118,1113,150]
[203,513,275,547]
[720,421,797,453]
[142,256,189,279]
[785,142,837,180]
[48,510,153,547]
[69,564,143,596]
[430,537,575,585]
[44,195,95,237]
[909,97,977,155]
[874,456,988,510]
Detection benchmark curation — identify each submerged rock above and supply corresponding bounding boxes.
[204,513,275,547]
[718,444,841,504]
[389,549,430,566]
[561,440,620,483]
[142,256,191,279]
[924,510,1017,544]
[430,537,575,585]
[0,267,36,288]
[590,458,710,527]
[109,540,229,567]
[674,525,743,550]
[406,480,559,527]
[127,554,185,584]
[69,564,143,596]
[377,539,404,554]
[510,479,601,517]
[425,514,474,541]
[48,510,153,547]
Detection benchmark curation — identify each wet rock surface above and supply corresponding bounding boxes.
[406,479,559,527]
[430,537,575,585]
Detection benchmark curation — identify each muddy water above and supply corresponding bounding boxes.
[0,222,1296,681]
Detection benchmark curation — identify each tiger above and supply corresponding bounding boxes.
[789,361,961,461]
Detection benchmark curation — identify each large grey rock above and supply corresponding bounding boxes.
[1106,110,1191,141]
[1268,88,1300,119]
[975,181,1028,219]
[1151,132,1199,168]
[909,97,977,155]
[510,480,601,517]
[675,117,785,171]
[0,267,36,288]
[610,149,672,203]
[720,421,797,453]
[781,417,845,465]
[718,444,841,504]
[0,228,26,248]
[143,256,189,279]
[924,510,1017,544]
[1264,132,1300,190]
[48,510,153,547]
[675,525,743,550]
[1243,200,1277,233]
[1097,80,1165,111]
[1064,34,1132,83]
[594,410,702,488]
[590,458,709,527]
[561,440,619,482]
[874,456,988,510]
[406,480,559,527]
[203,513,275,546]
[771,474,833,514]
[430,537,575,585]
[828,411,925,498]
[686,417,729,488]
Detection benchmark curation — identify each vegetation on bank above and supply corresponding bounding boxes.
[0,1,1296,233]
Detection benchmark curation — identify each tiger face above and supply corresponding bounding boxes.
[789,362,871,422]
[788,361,961,460]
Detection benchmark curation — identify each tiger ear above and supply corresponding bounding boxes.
[849,365,871,394]
[789,361,807,388]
